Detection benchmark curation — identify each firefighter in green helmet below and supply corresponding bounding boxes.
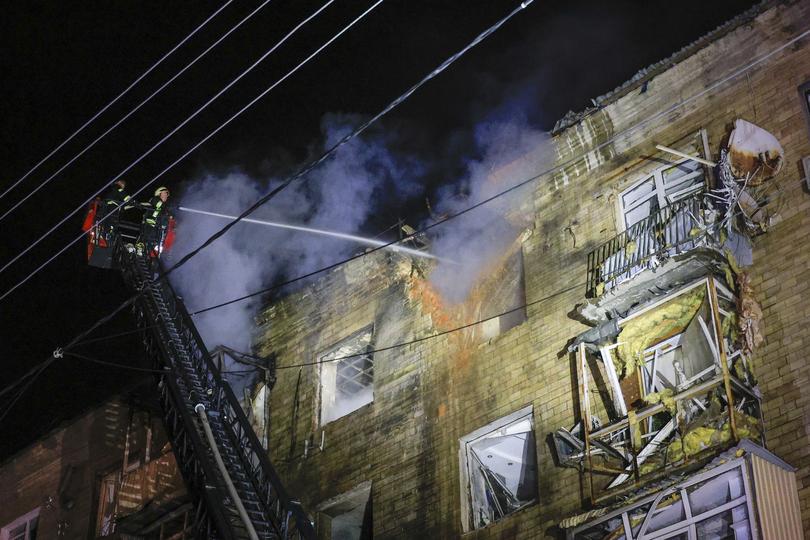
[136,186,171,256]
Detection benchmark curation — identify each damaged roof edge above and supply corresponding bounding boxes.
[551,0,778,135]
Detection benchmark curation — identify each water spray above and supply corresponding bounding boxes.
[179,206,451,263]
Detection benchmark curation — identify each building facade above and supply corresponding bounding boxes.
[0,386,189,540]
[252,1,810,538]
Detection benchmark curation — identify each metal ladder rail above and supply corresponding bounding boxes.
[121,249,248,539]
[128,252,262,539]
[136,264,276,539]
[158,275,314,538]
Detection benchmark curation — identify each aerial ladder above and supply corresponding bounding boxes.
[83,201,314,539]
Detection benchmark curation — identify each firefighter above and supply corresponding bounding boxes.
[97,179,133,242]
[136,186,171,257]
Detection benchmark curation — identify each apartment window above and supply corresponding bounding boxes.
[1,508,39,540]
[316,482,372,540]
[319,327,374,424]
[95,469,121,537]
[459,406,537,531]
[619,133,710,230]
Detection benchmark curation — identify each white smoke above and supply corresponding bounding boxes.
[427,115,552,303]
[169,115,420,354]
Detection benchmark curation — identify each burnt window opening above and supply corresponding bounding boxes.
[319,326,374,425]
[459,406,538,532]
[1,508,40,540]
[481,249,527,339]
[618,131,710,230]
[316,482,372,540]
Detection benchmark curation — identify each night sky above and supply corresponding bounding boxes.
[0,0,758,459]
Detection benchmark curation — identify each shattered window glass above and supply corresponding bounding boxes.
[320,327,374,424]
[461,408,537,530]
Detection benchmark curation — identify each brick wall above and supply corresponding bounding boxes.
[0,397,167,540]
[257,1,810,537]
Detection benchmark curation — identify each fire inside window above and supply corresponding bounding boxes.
[459,406,537,531]
[319,327,374,425]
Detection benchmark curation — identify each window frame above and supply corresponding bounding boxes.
[0,508,40,540]
[617,131,711,232]
[318,325,375,426]
[458,405,538,532]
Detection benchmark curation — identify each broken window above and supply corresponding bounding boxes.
[1,508,39,540]
[319,327,374,425]
[459,406,537,531]
[316,482,372,540]
[618,132,710,230]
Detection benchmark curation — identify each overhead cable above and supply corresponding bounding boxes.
[181,23,810,315]
[0,0,538,406]
[0,0,343,284]
[159,0,536,284]
[0,0,275,223]
[0,1,233,202]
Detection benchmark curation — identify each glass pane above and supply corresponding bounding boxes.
[9,524,27,540]
[467,418,537,529]
[646,496,686,533]
[687,467,745,517]
[695,507,749,540]
[622,178,656,209]
[625,198,658,228]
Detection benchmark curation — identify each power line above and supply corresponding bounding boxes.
[6,6,793,414]
[0,0,343,285]
[0,0,537,412]
[159,0,536,284]
[175,22,808,315]
[0,1,233,202]
[233,281,586,374]
[0,296,135,425]
[0,0,275,223]
[64,351,169,374]
[72,324,159,346]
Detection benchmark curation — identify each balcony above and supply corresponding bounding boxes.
[586,194,718,298]
[555,277,763,504]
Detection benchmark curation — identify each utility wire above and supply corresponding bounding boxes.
[233,281,585,375]
[159,0,536,285]
[0,0,275,223]
[0,1,233,202]
[0,297,136,425]
[180,23,810,315]
[0,0,342,285]
[5,7,796,408]
[72,324,159,346]
[0,0,537,413]
[64,351,169,374]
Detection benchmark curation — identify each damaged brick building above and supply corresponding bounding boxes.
[4,1,810,539]
[247,1,810,538]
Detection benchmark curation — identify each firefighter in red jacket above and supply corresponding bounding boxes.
[136,186,171,256]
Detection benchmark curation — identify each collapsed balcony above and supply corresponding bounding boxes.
[555,276,763,504]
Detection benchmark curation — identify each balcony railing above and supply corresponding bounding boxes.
[587,194,713,297]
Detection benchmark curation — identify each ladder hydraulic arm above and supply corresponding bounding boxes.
[114,242,314,539]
